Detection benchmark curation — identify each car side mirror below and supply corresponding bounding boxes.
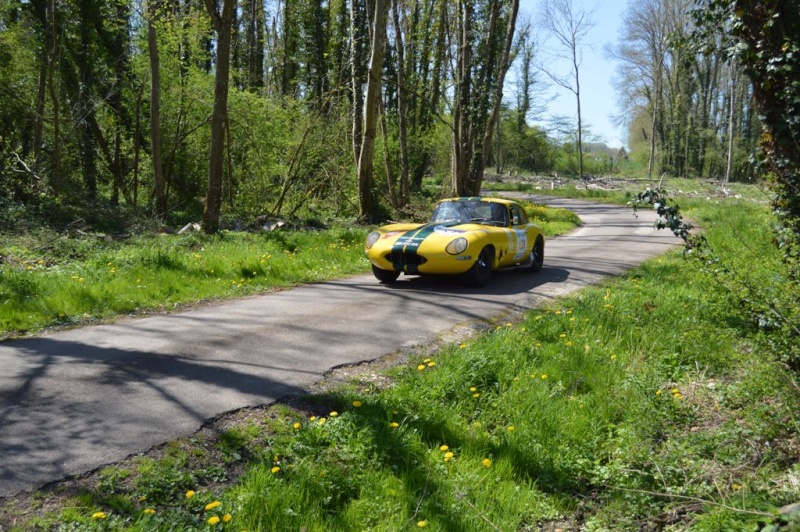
[512,216,519,225]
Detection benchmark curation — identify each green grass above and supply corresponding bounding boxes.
[0,228,367,338]
[3,185,798,531]
[0,204,576,339]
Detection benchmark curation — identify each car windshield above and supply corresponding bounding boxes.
[430,201,508,226]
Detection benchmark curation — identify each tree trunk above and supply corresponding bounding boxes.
[357,0,388,220]
[202,0,236,234]
[33,0,53,174]
[350,0,367,166]
[725,62,736,184]
[392,0,410,204]
[451,0,472,196]
[480,0,519,186]
[48,0,61,196]
[147,8,167,219]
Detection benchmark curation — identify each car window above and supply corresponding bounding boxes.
[432,201,513,226]
[489,203,509,226]
[510,205,528,225]
[431,202,459,222]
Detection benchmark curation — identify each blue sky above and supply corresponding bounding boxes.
[518,0,629,148]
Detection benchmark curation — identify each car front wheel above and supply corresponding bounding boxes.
[372,264,400,284]
[465,247,492,287]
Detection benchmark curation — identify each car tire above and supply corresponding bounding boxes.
[372,264,400,284]
[465,247,492,287]
[528,236,544,273]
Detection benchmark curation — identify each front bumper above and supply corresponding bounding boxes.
[368,249,476,275]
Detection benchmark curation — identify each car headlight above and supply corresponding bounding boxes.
[446,237,468,255]
[365,231,381,249]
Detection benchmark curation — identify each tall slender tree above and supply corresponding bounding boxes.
[539,0,595,180]
[202,0,236,233]
[357,0,389,220]
[147,0,166,218]
[451,0,519,196]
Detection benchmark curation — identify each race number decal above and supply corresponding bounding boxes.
[514,230,527,261]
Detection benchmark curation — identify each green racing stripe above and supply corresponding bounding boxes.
[390,221,463,273]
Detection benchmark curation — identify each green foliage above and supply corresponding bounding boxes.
[692,0,800,281]
[631,187,800,370]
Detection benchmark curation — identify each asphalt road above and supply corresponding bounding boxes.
[0,196,679,498]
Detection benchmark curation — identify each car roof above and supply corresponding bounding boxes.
[437,196,516,206]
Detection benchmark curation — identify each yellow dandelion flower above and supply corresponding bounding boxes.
[444,452,454,461]
[555,310,562,315]
[138,496,147,502]
[390,422,399,428]
[541,374,548,379]
[440,445,449,451]
[271,466,281,474]
[310,416,317,421]
[482,458,492,468]
[205,501,222,511]
[469,386,477,392]
[656,390,662,396]
[423,358,431,363]
[427,361,436,367]
[610,354,617,360]
[318,417,326,424]
[473,393,480,398]
[144,508,156,515]
[672,388,679,394]
[208,515,221,525]
[92,512,107,520]
[330,411,338,417]
[417,520,429,528]
[222,513,232,522]
[559,333,567,338]
[185,490,196,498]
[352,400,362,408]
[293,422,301,430]
[417,364,426,371]
[459,343,467,349]
[566,341,573,346]
[507,426,515,432]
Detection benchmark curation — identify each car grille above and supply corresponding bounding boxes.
[388,251,427,266]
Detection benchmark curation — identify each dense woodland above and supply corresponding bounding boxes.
[0,0,792,231]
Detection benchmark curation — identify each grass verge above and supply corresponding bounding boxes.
[2,186,798,530]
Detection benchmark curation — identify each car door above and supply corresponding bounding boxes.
[509,204,531,262]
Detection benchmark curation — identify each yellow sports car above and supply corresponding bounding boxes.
[364,197,544,286]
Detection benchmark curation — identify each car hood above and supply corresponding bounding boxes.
[380,220,488,250]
